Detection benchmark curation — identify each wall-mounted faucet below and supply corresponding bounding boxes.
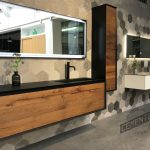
[65,62,76,80]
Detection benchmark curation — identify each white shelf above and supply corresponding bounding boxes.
[125,73,150,90]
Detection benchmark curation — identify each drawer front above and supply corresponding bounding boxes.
[63,83,105,119]
[0,88,64,138]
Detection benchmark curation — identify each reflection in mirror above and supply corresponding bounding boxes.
[53,18,84,55]
[0,1,86,58]
[127,35,140,58]
[127,35,150,58]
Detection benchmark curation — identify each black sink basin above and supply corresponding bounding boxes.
[56,78,92,83]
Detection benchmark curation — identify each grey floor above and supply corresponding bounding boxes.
[20,104,150,150]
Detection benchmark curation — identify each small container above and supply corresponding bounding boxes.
[12,71,21,86]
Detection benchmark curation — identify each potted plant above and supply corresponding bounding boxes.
[11,53,23,86]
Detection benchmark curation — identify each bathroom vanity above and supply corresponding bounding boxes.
[0,78,105,138]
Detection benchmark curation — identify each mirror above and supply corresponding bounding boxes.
[127,35,150,58]
[53,18,84,55]
[0,1,86,58]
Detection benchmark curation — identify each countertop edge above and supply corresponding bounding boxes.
[0,78,105,96]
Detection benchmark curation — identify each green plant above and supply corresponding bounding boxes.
[11,53,23,72]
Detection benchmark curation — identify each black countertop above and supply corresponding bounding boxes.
[0,78,104,96]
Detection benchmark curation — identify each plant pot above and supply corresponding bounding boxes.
[12,71,21,86]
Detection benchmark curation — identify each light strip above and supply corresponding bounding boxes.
[61,27,77,32]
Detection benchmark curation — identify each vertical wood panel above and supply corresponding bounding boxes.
[106,5,117,91]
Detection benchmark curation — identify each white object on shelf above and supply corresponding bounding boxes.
[125,73,150,90]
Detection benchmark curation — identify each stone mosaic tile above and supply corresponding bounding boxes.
[128,14,133,23]
[108,91,114,96]
[129,97,134,106]
[135,23,139,31]
[108,103,114,113]
[141,61,144,67]
[149,93,150,99]
[125,99,130,107]
[122,91,127,100]
[84,59,91,71]
[114,101,120,111]
[123,28,128,35]
[142,94,146,102]
[118,10,123,20]
[117,44,122,61]
[36,71,49,81]
[117,108,122,113]
[92,111,101,121]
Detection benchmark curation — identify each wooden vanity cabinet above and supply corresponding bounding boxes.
[0,83,105,138]
[92,4,117,91]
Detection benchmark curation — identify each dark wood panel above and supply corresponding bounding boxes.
[0,83,105,138]
[106,5,117,91]
[106,49,116,65]
[106,5,116,50]
[106,50,116,91]
[106,71,116,91]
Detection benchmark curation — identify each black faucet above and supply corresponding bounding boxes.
[65,62,76,80]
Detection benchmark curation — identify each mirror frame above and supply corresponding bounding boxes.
[0,1,87,59]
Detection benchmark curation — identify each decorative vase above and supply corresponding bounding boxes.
[12,71,21,86]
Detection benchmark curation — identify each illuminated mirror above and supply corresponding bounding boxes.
[0,1,86,58]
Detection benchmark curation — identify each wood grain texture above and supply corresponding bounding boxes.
[63,83,104,118]
[106,5,116,91]
[0,83,104,138]
[21,34,46,54]
[106,6,116,50]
